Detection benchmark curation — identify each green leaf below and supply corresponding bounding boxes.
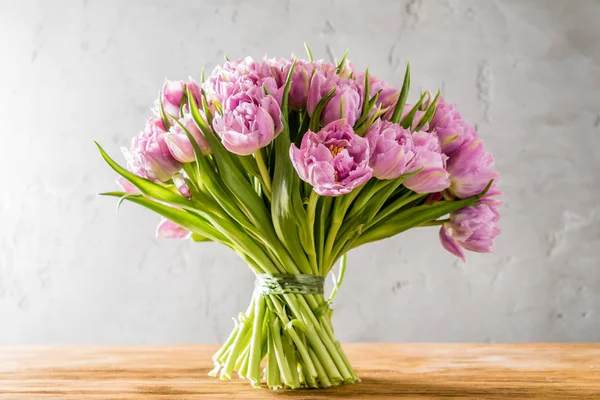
[95,142,192,209]
[281,58,297,121]
[336,49,349,75]
[191,233,212,242]
[399,90,427,129]
[308,87,336,132]
[270,63,313,275]
[362,68,370,118]
[157,92,172,130]
[201,94,214,127]
[303,42,314,62]
[354,181,494,248]
[100,191,228,244]
[355,102,384,136]
[390,63,411,124]
[315,196,333,268]
[414,89,440,131]
[187,87,292,272]
[354,89,382,130]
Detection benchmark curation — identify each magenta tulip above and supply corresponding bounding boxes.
[290,119,372,196]
[439,204,501,261]
[213,93,283,155]
[156,218,192,239]
[160,79,202,119]
[429,97,477,155]
[122,117,182,182]
[447,139,498,199]
[402,131,451,193]
[116,176,138,194]
[164,114,210,163]
[365,120,418,179]
[307,70,362,126]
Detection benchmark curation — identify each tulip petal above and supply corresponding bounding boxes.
[439,225,466,261]
[156,218,192,239]
[116,176,139,194]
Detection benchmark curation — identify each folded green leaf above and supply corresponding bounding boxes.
[303,42,314,62]
[400,90,427,129]
[336,49,349,75]
[95,142,192,210]
[414,89,440,131]
[271,62,313,275]
[390,63,410,124]
[308,88,336,132]
[354,180,494,247]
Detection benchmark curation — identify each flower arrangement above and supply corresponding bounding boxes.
[97,47,501,390]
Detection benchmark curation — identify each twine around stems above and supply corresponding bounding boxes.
[255,274,325,295]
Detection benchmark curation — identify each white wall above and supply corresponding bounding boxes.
[1,0,599,344]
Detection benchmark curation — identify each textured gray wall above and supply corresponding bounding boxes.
[1,0,599,344]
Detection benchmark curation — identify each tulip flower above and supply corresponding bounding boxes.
[204,57,278,104]
[429,97,477,155]
[365,120,417,180]
[164,114,211,163]
[439,204,501,261]
[307,71,363,126]
[268,57,313,109]
[446,139,498,199]
[116,176,138,194]
[290,119,372,196]
[160,79,202,119]
[213,93,283,155]
[121,117,182,182]
[402,131,451,193]
[156,218,192,239]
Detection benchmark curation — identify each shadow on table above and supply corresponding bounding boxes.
[270,376,570,398]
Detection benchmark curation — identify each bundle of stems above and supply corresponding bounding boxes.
[97,61,491,389]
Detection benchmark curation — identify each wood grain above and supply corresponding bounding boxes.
[0,344,598,399]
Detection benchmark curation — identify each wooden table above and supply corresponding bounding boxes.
[1,344,598,399]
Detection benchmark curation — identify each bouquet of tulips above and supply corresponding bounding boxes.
[97,47,501,390]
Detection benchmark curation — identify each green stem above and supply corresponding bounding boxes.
[282,294,348,383]
[308,347,332,387]
[221,297,255,379]
[270,317,296,388]
[266,318,281,389]
[306,190,320,275]
[368,192,426,229]
[282,328,300,388]
[266,296,319,380]
[323,188,362,270]
[247,294,266,387]
[327,253,347,304]
[254,149,272,201]
[418,218,449,227]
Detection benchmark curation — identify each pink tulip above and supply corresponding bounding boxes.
[160,79,201,119]
[356,74,399,121]
[439,204,501,261]
[403,131,451,193]
[365,120,418,180]
[121,117,182,182]
[156,218,192,239]
[447,139,498,199]
[203,57,277,104]
[307,70,363,126]
[267,57,313,109]
[290,119,372,196]
[213,93,283,155]
[116,176,138,194]
[164,114,210,163]
[429,97,477,155]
